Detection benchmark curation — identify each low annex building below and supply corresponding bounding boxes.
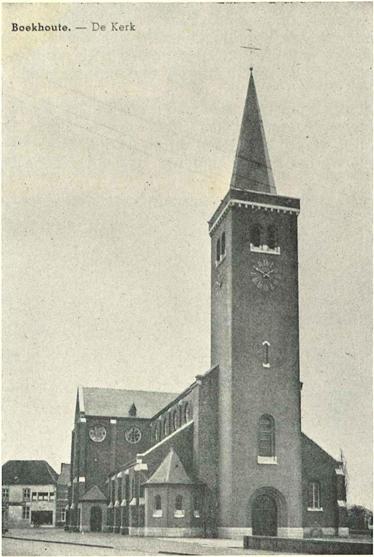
[67,70,348,539]
[2,460,58,527]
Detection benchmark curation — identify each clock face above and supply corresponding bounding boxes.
[89,425,107,443]
[251,257,281,292]
[125,426,142,444]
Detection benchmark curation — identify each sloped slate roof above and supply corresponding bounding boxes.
[145,448,194,485]
[80,485,106,502]
[80,387,177,419]
[2,460,58,485]
[57,463,70,485]
[230,70,276,194]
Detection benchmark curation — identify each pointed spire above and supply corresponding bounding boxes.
[230,69,276,194]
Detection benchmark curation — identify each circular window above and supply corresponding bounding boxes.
[125,426,142,444]
[89,425,107,443]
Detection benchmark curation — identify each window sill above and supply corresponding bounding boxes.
[307,507,324,512]
[152,510,163,518]
[174,510,185,518]
[250,244,280,255]
[257,456,277,465]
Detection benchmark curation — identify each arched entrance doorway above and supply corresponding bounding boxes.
[252,493,277,536]
[90,506,102,532]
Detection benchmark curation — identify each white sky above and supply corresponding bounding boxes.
[2,2,372,509]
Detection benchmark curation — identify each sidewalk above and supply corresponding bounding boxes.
[3,528,274,555]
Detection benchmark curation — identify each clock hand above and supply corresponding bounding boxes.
[254,266,266,275]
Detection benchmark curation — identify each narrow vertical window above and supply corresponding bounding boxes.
[193,494,200,518]
[153,494,163,517]
[267,225,277,249]
[262,341,270,368]
[258,415,275,457]
[251,225,261,247]
[221,232,226,257]
[216,238,221,262]
[174,494,185,517]
[155,495,161,510]
[308,481,321,510]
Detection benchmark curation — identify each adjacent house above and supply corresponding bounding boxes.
[2,460,58,527]
[55,463,71,527]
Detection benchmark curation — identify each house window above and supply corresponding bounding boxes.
[174,495,185,518]
[308,481,322,510]
[2,487,9,499]
[251,225,261,247]
[262,341,270,368]
[216,238,221,263]
[267,225,277,249]
[22,506,30,520]
[49,492,55,501]
[32,492,37,501]
[60,509,66,522]
[258,415,275,457]
[38,492,49,501]
[23,488,31,501]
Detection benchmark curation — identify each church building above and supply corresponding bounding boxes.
[67,70,348,539]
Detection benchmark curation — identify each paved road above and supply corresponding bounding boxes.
[2,529,275,556]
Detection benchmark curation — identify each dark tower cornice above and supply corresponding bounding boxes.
[230,68,276,194]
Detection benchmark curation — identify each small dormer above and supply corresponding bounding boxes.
[128,403,137,417]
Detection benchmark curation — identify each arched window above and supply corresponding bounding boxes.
[154,422,160,441]
[251,225,261,247]
[175,495,183,511]
[216,238,221,262]
[163,418,168,437]
[262,341,270,368]
[308,481,321,510]
[173,409,179,431]
[193,494,200,518]
[221,232,226,257]
[184,402,192,422]
[154,495,162,510]
[258,415,275,457]
[131,478,136,499]
[267,225,277,249]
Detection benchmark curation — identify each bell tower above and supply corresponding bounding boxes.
[209,69,303,538]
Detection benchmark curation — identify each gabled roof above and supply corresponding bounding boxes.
[80,485,106,502]
[230,69,276,194]
[145,448,194,486]
[79,387,177,419]
[2,460,58,485]
[57,463,70,485]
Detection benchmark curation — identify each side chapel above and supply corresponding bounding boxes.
[67,69,348,539]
